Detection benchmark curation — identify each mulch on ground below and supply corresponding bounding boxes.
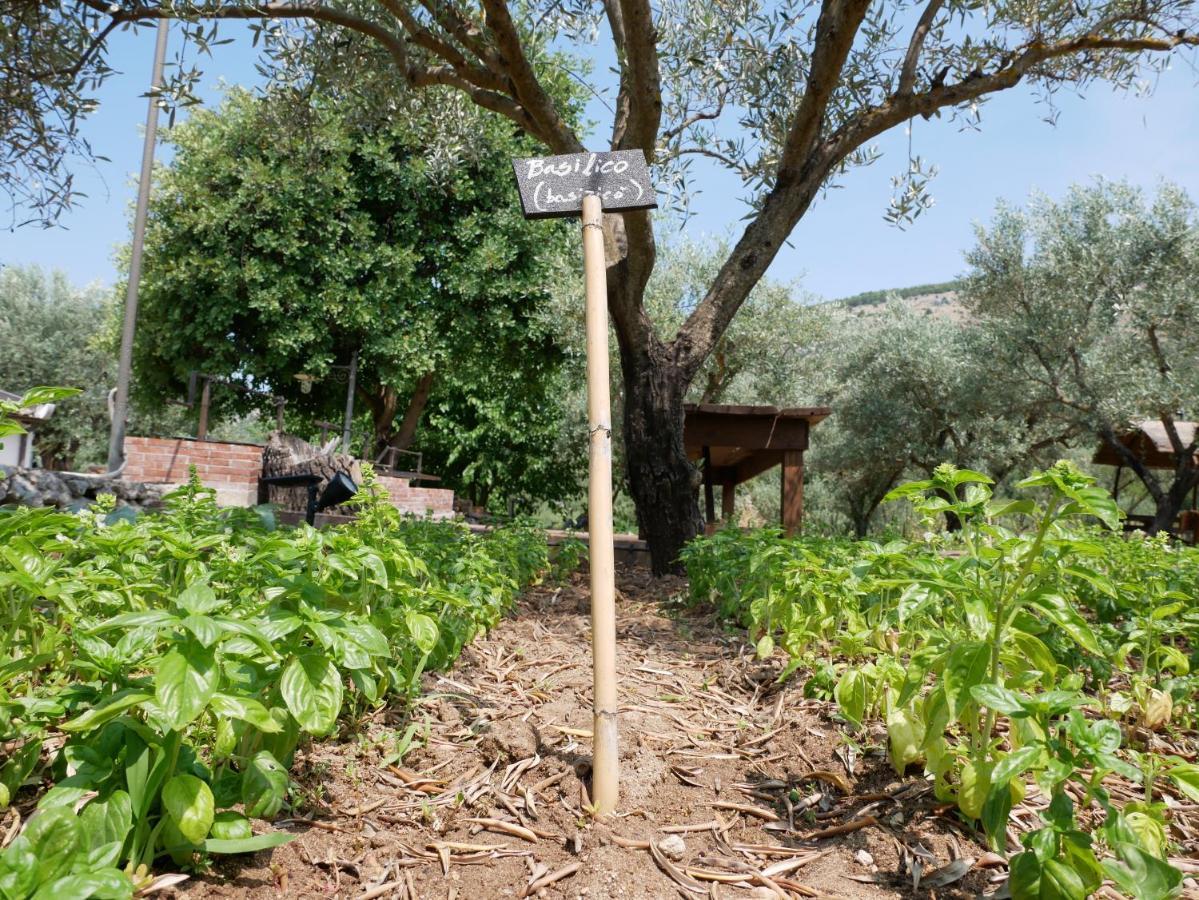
[177,567,1198,899]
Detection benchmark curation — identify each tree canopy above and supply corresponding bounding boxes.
[963,180,1199,532]
[7,0,1198,568]
[130,87,583,504]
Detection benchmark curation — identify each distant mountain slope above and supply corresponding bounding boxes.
[836,280,960,308]
[831,280,966,321]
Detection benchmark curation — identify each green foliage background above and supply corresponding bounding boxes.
[127,87,584,505]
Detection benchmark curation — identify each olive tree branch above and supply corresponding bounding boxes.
[659,95,727,145]
[778,0,874,175]
[828,29,1199,161]
[673,24,1198,377]
[610,0,662,155]
[413,0,497,68]
[478,0,582,152]
[897,0,945,95]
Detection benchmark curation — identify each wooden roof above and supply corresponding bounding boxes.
[1093,420,1199,470]
[683,403,830,485]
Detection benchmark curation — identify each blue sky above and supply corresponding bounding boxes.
[3,23,1197,300]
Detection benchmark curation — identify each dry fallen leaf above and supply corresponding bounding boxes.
[921,857,976,889]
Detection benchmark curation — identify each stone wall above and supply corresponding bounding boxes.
[0,466,164,510]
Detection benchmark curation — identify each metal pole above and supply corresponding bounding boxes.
[581,193,618,814]
[341,350,358,454]
[107,20,169,471]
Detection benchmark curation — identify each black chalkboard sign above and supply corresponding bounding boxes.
[512,150,657,220]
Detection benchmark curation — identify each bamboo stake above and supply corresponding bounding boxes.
[581,191,619,814]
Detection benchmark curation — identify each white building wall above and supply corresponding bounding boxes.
[0,431,33,468]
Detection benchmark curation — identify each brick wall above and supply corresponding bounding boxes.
[376,474,454,519]
[124,436,262,506]
[124,436,454,517]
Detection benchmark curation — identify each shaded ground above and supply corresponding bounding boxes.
[177,568,1197,899]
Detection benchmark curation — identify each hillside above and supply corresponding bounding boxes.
[831,280,967,321]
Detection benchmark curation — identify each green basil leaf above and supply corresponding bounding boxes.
[405,611,439,655]
[1167,762,1199,802]
[991,745,1043,786]
[281,653,343,736]
[209,693,283,733]
[209,810,253,841]
[241,751,288,819]
[1041,858,1088,900]
[970,683,1025,715]
[944,642,989,720]
[79,790,133,850]
[88,610,175,634]
[179,614,222,647]
[1103,842,1182,900]
[155,641,218,731]
[1030,594,1100,655]
[0,739,41,794]
[30,869,132,900]
[177,582,224,615]
[22,806,82,886]
[162,774,215,845]
[205,832,295,854]
[60,691,151,733]
[833,668,867,727]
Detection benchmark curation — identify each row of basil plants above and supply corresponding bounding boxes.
[0,467,550,899]
[683,461,1199,900]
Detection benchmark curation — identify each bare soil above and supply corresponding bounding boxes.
[175,568,1197,899]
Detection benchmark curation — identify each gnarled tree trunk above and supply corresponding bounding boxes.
[362,372,436,462]
[621,350,703,575]
[1148,463,1199,535]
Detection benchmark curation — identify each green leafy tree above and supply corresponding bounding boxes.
[8,0,1198,569]
[963,180,1199,534]
[130,88,582,503]
[0,266,113,470]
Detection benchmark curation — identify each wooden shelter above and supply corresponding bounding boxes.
[683,403,830,535]
[1092,420,1199,540]
[1092,420,1198,471]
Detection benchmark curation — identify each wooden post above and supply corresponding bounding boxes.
[581,192,618,814]
[721,483,735,522]
[702,445,715,525]
[197,378,211,440]
[781,449,804,537]
[513,149,654,816]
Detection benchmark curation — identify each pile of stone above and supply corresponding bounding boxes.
[0,466,165,510]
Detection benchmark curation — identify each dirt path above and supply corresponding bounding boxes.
[183,568,994,899]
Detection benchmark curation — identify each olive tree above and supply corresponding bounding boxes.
[807,304,1074,534]
[0,266,113,470]
[963,181,1199,534]
[6,0,1198,569]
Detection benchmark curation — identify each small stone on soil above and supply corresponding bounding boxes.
[658,834,686,861]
